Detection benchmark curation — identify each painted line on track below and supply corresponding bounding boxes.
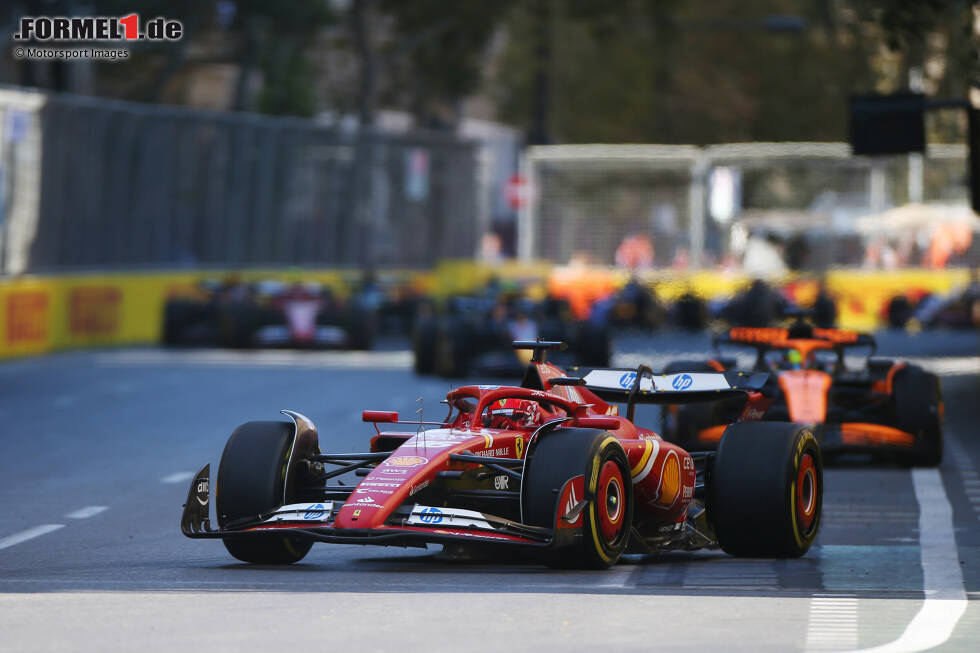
[66,506,108,519]
[905,356,980,376]
[94,349,413,370]
[845,468,966,653]
[161,471,195,484]
[590,562,640,589]
[0,525,65,551]
[805,595,858,651]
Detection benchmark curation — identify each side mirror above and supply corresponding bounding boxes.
[362,410,398,423]
[549,377,586,386]
[573,416,620,430]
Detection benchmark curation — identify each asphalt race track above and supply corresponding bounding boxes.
[1,331,979,652]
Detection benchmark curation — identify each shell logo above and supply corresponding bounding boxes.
[655,453,681,507]
[383,456,428,467]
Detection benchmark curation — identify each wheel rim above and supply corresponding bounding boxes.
[796,453,818,532]
[597,460,625,542]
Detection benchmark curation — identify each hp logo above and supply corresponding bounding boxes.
[619,372,637,388]
[671,374,693,390]
[419,507,443,524]
[304,503,325,520]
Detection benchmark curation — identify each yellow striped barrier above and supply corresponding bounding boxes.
[0,266,971,359]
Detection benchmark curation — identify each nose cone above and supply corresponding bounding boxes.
[778,370,831,423]
[333,454,433,529]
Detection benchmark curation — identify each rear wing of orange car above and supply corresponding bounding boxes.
[715,326,876,349]
[714,327,876,361]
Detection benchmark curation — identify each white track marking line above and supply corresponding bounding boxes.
[846,468,967,653]
[805,595,858,651]
[0,525,65,551]
[66,506,108,519]
[95,349,413,370]
[591,562,640,589]
[161,471,195,484]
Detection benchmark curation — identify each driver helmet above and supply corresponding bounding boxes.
[785,349,803,369]
[489,398,540,426]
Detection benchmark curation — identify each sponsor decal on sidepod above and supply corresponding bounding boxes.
[383,456,428,467]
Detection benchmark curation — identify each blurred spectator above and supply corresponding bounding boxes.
[615,234,655,270]
[479,232,504,262]
[742,232,787,278]
[812,279,837,328]
[671,247,690,271]
[863,238,897,270]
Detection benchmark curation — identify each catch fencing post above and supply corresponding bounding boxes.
[688,149,707,270]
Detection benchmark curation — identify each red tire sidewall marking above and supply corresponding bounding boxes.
[796,453,817,531]
[597,459,624,542]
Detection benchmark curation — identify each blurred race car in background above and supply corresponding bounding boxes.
[885,277,980,329]
[709,279,837,329]
[661,318,942,465]
[666,279,837,331]
[163,279,377,349]
[413,293,611,377]
[182,341,822,567]
[590,276,668,330]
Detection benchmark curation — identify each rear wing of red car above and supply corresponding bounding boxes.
[567,365,767,421]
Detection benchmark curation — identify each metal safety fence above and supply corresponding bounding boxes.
[0,87,478,274]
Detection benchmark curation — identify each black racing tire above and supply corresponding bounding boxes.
[436,321,471,378]
[218,304,260,349]
[891,366,943,466]
[413,319,439,375]
[576,323,612,368]
[674,294,707,331]
[217,421,313,564]
[887,296,913,329]
[344,307,376,350]
[709,422,822,557]
[162,301,194,345]
[522,428,633,569]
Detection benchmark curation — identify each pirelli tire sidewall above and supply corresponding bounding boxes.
[522,428,633,569]
[709,422,822,558]
[891,365,943,466]
[216,420,313,564]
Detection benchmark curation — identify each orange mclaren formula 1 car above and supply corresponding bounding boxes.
[182,342,822,568]
[661,321,943,466]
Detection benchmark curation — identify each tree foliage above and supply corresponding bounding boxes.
[378,0,516,128]
[490,0,977,143]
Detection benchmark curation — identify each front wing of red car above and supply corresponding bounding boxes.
[181,464,557,550]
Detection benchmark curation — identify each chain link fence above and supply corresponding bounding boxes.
[521,142,974,271]
[0,87,478,274]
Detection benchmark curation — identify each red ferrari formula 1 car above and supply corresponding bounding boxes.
[181,342,822,568]
[662,321,943,466]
